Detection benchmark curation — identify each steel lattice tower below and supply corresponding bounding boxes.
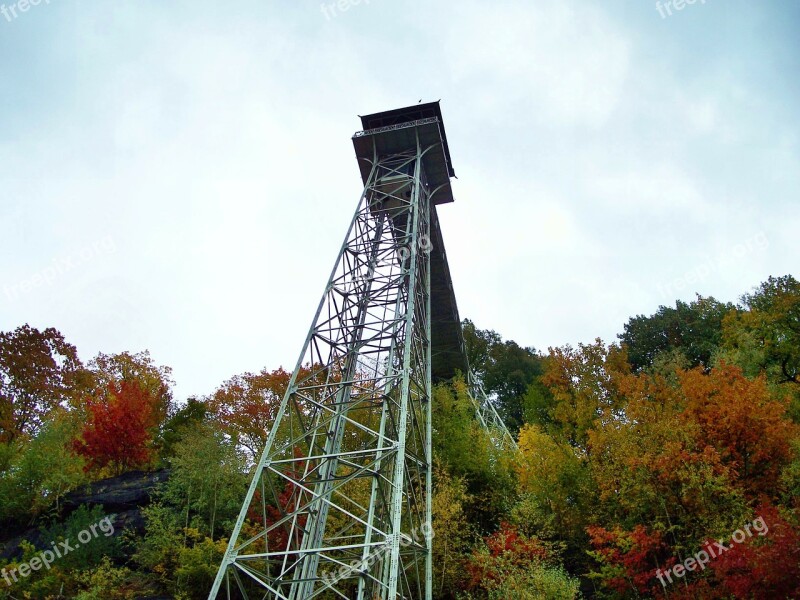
[209,103,513,600]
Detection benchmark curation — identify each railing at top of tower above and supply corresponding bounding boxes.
[353,116,441,138]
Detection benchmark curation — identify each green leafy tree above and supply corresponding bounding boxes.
[162,422,248,541]
[432,378,516,531]
[463,319,502,379]
[515,424,593,554]
[0,411,87,525]
[157,397,210,460]
[47,505,122,570]
[74,557,137,600]
[720,276,800,422]
[134,503,183,584]
[431,462,474,597]
[135,504,227,600]
[619,295,735,373]
[738,275,800,380]
[462,319,544,431]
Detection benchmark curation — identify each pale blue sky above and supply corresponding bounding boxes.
[2,0,799,400]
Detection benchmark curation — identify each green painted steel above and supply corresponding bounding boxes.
[208,108,515,600]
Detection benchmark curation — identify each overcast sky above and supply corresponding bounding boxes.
[2,0,798,400]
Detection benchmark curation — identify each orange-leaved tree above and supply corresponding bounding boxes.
[679,363,798,497]
[208,367,291,459]
[0,324,87,445]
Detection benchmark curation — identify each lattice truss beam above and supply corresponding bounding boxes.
[209,141,435,600]
[466,371,517,452]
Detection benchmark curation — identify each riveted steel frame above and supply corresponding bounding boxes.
[209,133,434,600]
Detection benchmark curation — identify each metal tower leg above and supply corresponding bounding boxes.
[209,138,434,600]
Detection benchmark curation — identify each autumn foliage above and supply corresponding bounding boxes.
[587,524,673,597]
[0,324,86,444]
[705,502,800,599]
[466,522,551,590]
[208,367,291,458]
[73,380,159,474]
[2,276,799,599]
[245,447,308,553]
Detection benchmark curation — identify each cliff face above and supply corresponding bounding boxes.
[0,469,169,561]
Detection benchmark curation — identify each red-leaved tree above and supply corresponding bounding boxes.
[587,524,674,597]
[706,502,800,599]
[73,380,158,474]
[246,447,308,553]
[466,522,551,591]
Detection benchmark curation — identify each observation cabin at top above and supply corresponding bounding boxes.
[352,101,467,383]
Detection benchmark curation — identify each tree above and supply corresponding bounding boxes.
[706,502,800,599]
[88,351,174,429]
[73,380,159,474]
[541,340,629,450]
[462,319,544,431]
[0,410,87,526]
[207,367,291,458]
[515,424,593,549]
[431,462,474,598]
[158,397,210,460]
[679,363,798,498]
[722,275,800,383]
[432,379,516,530]
[587,524,672,598]
[462,319,501,380]
[619,295,735,372]
[585,373,747,573]
[135,503,227,600]
[0,324,86,444]
[162,422,247,541]
[465,522,580,599]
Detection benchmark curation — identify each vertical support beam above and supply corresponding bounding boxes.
[385,143,424,599]
[424,208,434,600]
[290,212,388,600]
[467,370,517,452]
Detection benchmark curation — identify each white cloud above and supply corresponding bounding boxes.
[443,0,630,128]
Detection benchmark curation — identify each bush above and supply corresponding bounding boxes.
[43,504,122,571]
[74,557,136,600]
